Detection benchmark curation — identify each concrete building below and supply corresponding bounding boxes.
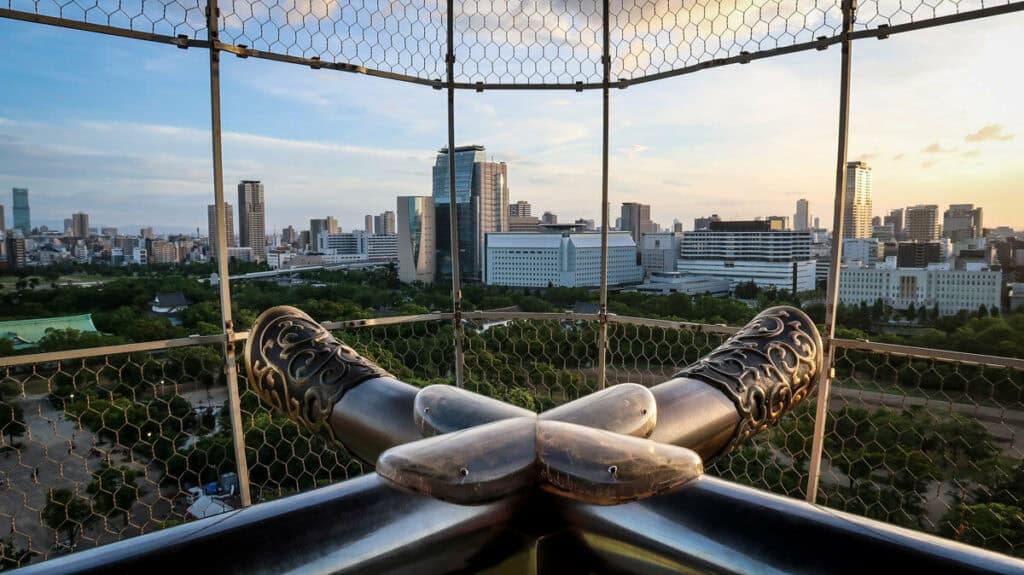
[12,188,29,234]
[632,272,731,296]
[897,242,945,268]
[140,227,154,240]
[432,145,508,282]
[872,224,895,242]
[905,204,940,241]
[72,212,89,238]
[365,215,375,234]
[484,231,642,288]
[318,231,368,255]
[1010,283,1024,312]
[149,240,179,264]
[764,216,789,231]
[207,203,235,262]
[884,208,904,238]
[541,212,558,225]
[639,232,679,276]
[282,225,298,245]
[226,246,254,262]
[693,214,721,231]
[795,199,810,231]
[843,161,872,239]
[621,202,657,243]
[368,234,398,261]
[101,227,118,237]
[309,218,339,243]
[0,205,5,232]
[839,262,1001,316]
[576,218,596,232]
[237,180,266,262]
[677,221,816,292]
[397,196,436,284]
[509,201,531,217]
[841,238,881,265]
[509,216,540,232]
[130,247,148,265]
[943,204,983,242]
[374,211,396,235]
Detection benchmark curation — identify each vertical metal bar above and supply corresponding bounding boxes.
[446,0,465,388]
[596,0,611,390]
[207,0,252,507]
[806,0,856,504]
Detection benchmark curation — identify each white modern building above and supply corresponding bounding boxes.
[484,231,642,288]
[839,261,1001,315]
[318,231,368,255]
[632,272,731,297]
[398,196,436,283]
[677,223,816,292]
[843,161,873,239]
[367,234,398,261]
[841,238,882,265]
[639,232,680,277]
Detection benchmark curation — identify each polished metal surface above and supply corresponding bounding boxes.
[414,385,535,437]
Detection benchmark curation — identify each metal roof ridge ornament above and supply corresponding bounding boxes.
[244,305,823,506]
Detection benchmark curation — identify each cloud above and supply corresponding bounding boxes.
[964,124,1015,142]
[857,152,879,161]
[617,144,650,155]
[962,150,980,158]
[893,153,907,160]
[922,142,957,154]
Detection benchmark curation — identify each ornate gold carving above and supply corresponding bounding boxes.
[244,306,392,442]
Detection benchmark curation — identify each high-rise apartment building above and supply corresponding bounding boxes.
[237,180,266,262]
[140,227,154,240]
[905,204,940,241]
[943,204,983,242]
[364,215,375,234]
[843,161,872,238]
[397,196,435,284]
[794,199,810,231]
[207,203,235,262]
[620,202,657,243]
[509,201,531,218]
[884,208,904,237]
[72,212,89,238]
[310,216,339,246]
[0,205,5,232]
[432,145,508,282]
[374,211,396,235]
[693,214,721,231]
[12,188,29,234]
[282,225,298,245]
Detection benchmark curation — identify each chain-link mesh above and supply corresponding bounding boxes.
[822,345,1024,557]
[4,0,208,39]
[6,0,1020,85]
[218,0,446,79]
[0,344,240,569]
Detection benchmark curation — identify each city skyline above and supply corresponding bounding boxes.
[1,15,1021,234]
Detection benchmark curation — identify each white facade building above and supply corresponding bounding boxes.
[841,238,881,265]
[639,232,680,277]
[318,231,368,255]
[632,272,731,296]
[839,263,1001,315]
[367,234,398,261]
[677,227,816,292]
[484,232,642,288]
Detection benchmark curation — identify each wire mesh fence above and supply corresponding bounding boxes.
[5,0,1021,85]
[821,344,1024,557]
[0,342,241,569]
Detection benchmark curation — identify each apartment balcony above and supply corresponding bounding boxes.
[2,0,1023,571]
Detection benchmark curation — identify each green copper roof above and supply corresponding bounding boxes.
[0,314,99,348]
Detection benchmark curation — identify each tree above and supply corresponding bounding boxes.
[0,537,35,569]
[0,399,26,447]
[941,503,1024,557]
[87,464,141,526]
[42,489,94,548]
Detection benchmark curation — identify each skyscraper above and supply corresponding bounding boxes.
[509,201,531,217]
[943,204,983,242]
[397,196,436,284]
[795,199,810,231]
[905,204,940,241]
[237,180,266,262]
[207,203,235,262]
[432,145,508,282]
[0,205,5,232]
[72,212,89,238]
[620,202,657,243]
[884,208,904,237]
[325,216,339,235]
[140,227,154,240]
[12,188,29,234]
[374,211,396,235]
[842,161,872,239]
[365,215,375,234]
[282,225,298,245]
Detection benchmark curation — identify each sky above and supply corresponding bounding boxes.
[0,8,1021,235]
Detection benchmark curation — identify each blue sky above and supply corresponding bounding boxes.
[0,9,1021,234]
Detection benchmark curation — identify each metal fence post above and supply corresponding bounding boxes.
[806,0,857,504]
[207,0,252,507]
[596,0,611,390]
[445,0,465,388]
